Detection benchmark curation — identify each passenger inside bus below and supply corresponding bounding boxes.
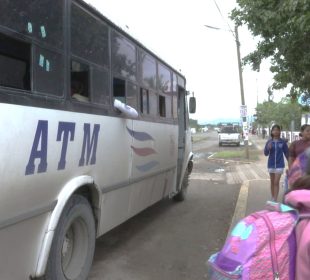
[71,61,89,102]
[71,80,89,102]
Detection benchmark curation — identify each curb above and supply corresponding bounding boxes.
[226,180,249,239]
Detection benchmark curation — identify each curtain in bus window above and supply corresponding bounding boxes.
[141,53,156,90]
[126,82,138,110]
[71,4,109,67]
[158,63,172,94]
[92,67,110,105]
[0,0,63,49]
[111,31,137,82]
[34,47,64,96]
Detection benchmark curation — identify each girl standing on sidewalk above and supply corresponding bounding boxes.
[288,124,310,168]
[264,124,289,201]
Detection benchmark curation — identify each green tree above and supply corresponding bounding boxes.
[255,100,302,130]
[231,1,310,98]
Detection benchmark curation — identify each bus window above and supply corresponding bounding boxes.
[71,60,89,102]
[158,63,172,94]
[71,3,109,67]
[141,52,156,90]
[140,88,149,114]
[0,0,64,48]
[165,95,172,119]
[0,33,30,90]
[126,82,138,110]
[113,77,125,103]
[159,95,166,117]
[112,31,137,82]
[172,95,178,119]
[149,90,158,116]
[34,47,64,96]
[92,67,110,105]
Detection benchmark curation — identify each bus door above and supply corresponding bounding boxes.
[176,87,188,188]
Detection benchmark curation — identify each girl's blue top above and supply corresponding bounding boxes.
[264,138,289,168]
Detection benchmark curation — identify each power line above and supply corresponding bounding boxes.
[212,0,236,40]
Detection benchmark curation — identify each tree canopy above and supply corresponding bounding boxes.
[255,99,302,130]
[231,0,310,98]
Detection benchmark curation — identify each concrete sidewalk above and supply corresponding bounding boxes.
[228,135,287,233]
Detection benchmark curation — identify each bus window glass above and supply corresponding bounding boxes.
[177,75,185,88]
[92,67,110,105]
[149,90,157,116]
[172,73,178,94]
[34,47,64,96]
[141,53,156,90]
[113,78,125,103]
[71,60,89,102]
[165,95,172,118]
[0,0,64,48]
[126,82,138,110]
[172,95,178,119]
[0,33,30,90]
[159,95,166,117]
[112,31,137,82]
[71,4,109,67]
[158,63,171,93]
[140,88,149,114]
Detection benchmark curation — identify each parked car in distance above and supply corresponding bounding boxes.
[218,126,241,146]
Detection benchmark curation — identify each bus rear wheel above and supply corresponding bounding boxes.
[45,194,96,280]
[173,169,189,202]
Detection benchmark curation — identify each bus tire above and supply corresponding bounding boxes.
[45,194,96,280]
[173,169,189,202]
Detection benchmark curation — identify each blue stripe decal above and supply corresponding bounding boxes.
[127,127,154,141]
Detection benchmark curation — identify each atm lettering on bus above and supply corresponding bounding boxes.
[25,120,100,175]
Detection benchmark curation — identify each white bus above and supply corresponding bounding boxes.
[0,1,195,279]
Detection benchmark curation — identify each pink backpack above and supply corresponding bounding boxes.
[208,202,298,280]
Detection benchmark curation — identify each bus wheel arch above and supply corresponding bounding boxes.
[45,194,96,280]
[173,157,193,202]
[34,176,101,279]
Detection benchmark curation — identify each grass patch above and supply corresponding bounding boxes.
[192,134,209,143]
[212,149,260,161]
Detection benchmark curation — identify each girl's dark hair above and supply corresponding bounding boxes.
[301,124,310,132]
[270,124,281,138]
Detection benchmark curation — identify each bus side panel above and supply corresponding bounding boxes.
[0,213,50,279]
[97,121,178,234]
[130,121,178,207]
[0,103,133,276]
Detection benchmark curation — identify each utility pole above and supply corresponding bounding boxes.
[235,26,249,159]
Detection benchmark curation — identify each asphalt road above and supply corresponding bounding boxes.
[89,131,241,280]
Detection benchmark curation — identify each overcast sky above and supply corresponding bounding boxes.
[86,0,287,124]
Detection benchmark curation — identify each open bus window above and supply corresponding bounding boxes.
[71,60,89,102]
[159,95,166,117]
[0,33,30,90]
[113,77,126,103]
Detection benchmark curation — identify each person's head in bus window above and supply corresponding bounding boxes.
[71,80,84,96]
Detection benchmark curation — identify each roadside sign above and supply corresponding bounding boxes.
[240,105,247,118]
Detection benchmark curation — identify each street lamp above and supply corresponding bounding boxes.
[204,24,249,159]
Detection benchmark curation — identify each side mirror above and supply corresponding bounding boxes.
[189,97,196,113]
